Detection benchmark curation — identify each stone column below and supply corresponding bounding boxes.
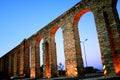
[30,40,36,78]
[62,23,84,77]
[73,23,85,76]
[30,40,40,78]
[20,41,25,75]
[94,9,116,76]
[17,50,20,74]
[102,5,120,75]
[50,36,58,77]
[4,56,8,76]
[35,43,41,77]
[0,58,1,72]
[8,54,11,76]
[42,41,51,78]
[11,53,14,76]
[24,44,30,77]
[0,58,3,72]
[14,51,17,75]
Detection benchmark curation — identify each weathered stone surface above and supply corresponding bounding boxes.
[0,0,120,79]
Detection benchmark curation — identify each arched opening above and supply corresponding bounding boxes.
[79,12,103,69]
[51,26,65,77]
[36,36,43,77]
[74,9,103,76]
[39,39,43,77]
[117,0,120,18]
[40,39,43,66]
[55,28,65,76]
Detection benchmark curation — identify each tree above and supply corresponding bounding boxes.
[58,62,64,76]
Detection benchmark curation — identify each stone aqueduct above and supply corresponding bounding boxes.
[0,0,120,78]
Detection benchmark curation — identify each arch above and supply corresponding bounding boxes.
[36,36,43,77]
[74,8,90,25]
[36,36,43,44]
[74,6,104,69]
[51,25,60,37]
[55,28,65,72]
[50,25,65,77]
[50,26,60,77]
[78,12,103,69]
[30,36,43,78]
[73,8,103,75]
[39,39,43,76]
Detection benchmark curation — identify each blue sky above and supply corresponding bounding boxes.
[0,0,120,70]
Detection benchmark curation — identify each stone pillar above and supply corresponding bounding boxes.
[73,23,85,76]
[0,58,3,72]
[94,9,116,76]
[0,58,1,72]
[62,23,84,77]
[14,51,17,75]
[35,43,41,77]
[24,44,30,77]
[102,4,120,75]
[20,41,25,75]
[30,40,36,78]
[17,50,20,74]
[42,41,51,78]
[8,54,11,76]
[11,53,14,76]
[30,40,40,78]
[0,58,3,73]
[2,55,9,77]
[50,36,58,77]
[7,55,9,76]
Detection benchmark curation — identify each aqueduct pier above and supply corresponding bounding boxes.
[0,0,120,78]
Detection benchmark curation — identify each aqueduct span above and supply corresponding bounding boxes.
[0,0,120,78]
